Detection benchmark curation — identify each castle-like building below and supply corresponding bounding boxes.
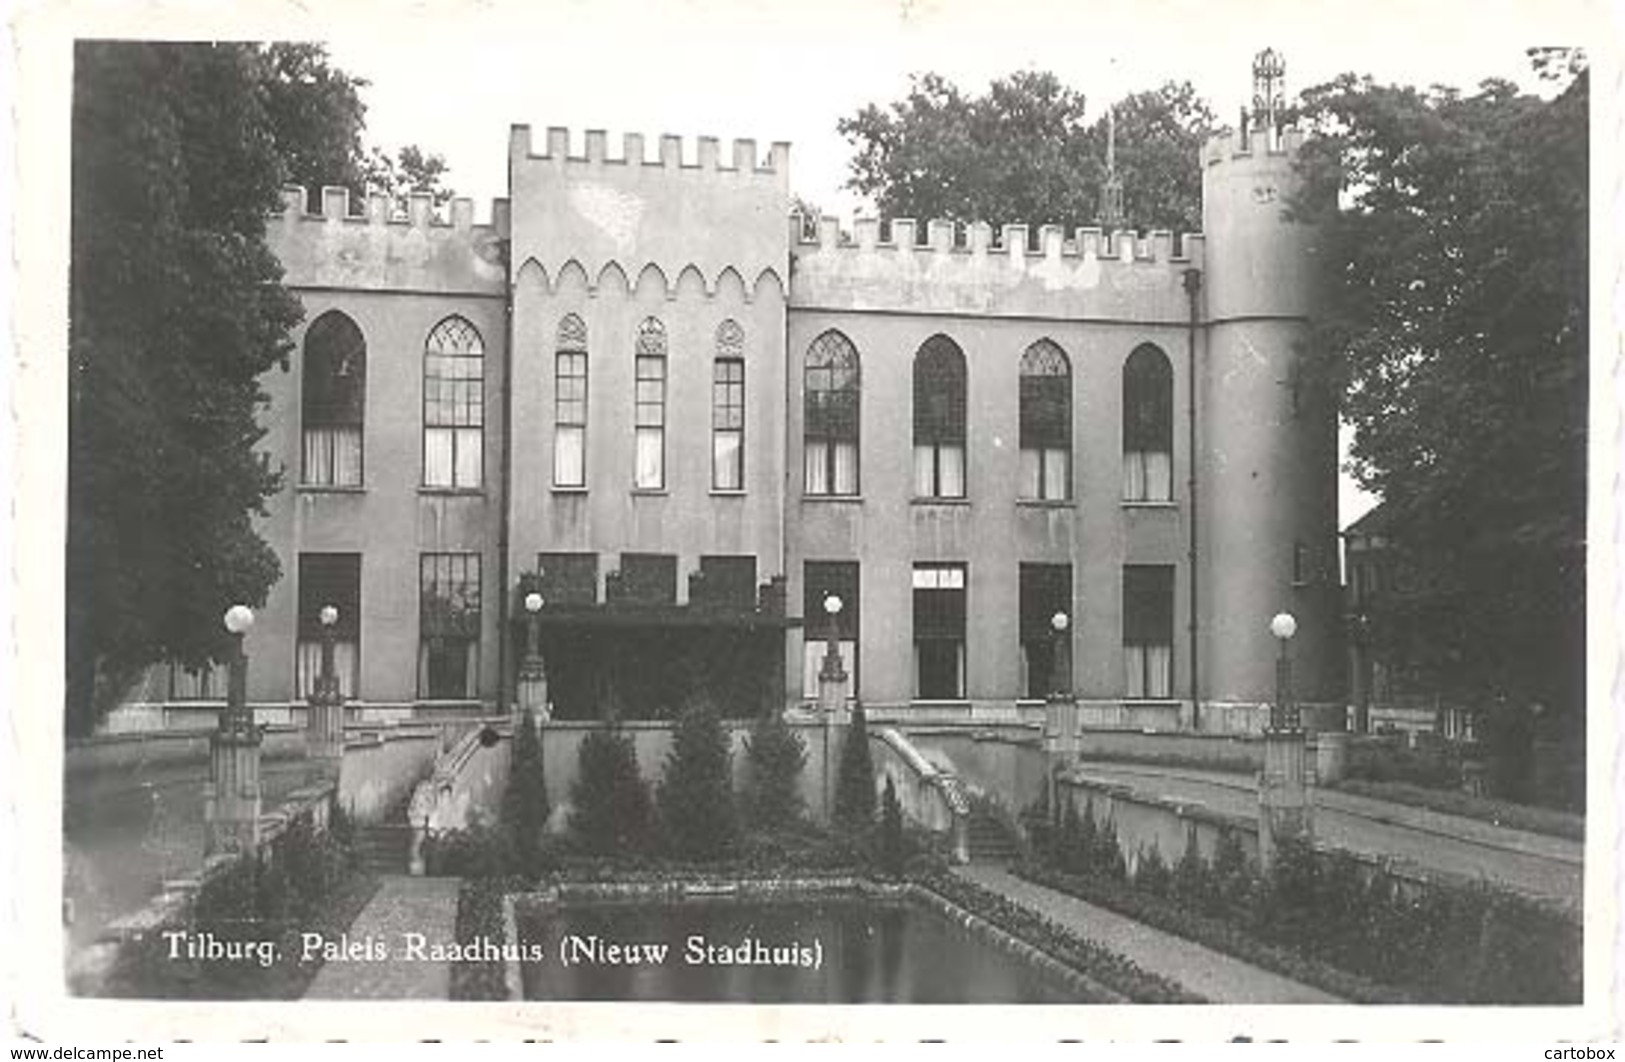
[124,109,1344,734]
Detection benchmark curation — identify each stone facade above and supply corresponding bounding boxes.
[119,120,1342,732]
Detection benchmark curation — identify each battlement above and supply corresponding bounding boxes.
[270,186,512,238]
[791,215,1204,268]
[1200,125,1307,168]
[510,124,791,182]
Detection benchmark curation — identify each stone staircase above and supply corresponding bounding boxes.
[965,803,1021,864]
[352,823,413,874]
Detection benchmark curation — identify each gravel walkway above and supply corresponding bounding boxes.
[953,864,1342,1004]
[303,875,462,999]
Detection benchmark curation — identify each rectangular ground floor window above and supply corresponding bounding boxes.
[914,563,966,699]
[803,561,858,697]
[1123,564,1174,699]
[420,552,481,699]
[296,553,361,699]
[1019,563,1071,699]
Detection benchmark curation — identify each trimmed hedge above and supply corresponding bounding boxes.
[448,875,519,1001]
[913,867,1205,1004]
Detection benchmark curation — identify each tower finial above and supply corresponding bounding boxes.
[1251,47,1285,132]
[1100,100,1125,230]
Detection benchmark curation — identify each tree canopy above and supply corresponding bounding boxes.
[66,42,448,733]
[837,72,1216,235]
[1292,53,1588,723]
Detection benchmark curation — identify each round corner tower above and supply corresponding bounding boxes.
[1197,123,1343,726]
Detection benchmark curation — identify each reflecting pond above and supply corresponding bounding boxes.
[516,897,1089,1004]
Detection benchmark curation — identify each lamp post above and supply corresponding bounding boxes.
[1045,610,1076,822]
[1259,610,1310,871]
[817,594,849,821]
[305,603,346,764]
[208,605,262,856]
[517,577,550,720]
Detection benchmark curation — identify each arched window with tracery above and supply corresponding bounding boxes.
[301,310,366,487]
[804,330,860,496]
[634,318,667,490]
[1019,339,1071,501]
[913,335,967,499]
[554,314,588,488]
[1122,344,1173,502]
[423,316,485,489]
[712,319,745,491]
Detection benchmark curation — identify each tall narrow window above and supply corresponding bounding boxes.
[1123,565,1174,699]
[297,553,361,699]
[419,553,481,700]
[634,318,667,489]
[1020,340,1071,500]
[803,562,859,697]
[804,330,860,496]
[913,335,967,499]
[914,563,967,700]
[301,311,366,487]
[1123,344,1173,501]
[1020,563,1072,699]
[554,314,588,488]
[423,316,485,489]
[712,320,745,491]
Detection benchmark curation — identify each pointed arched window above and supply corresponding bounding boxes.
[634,318,667,489]
[554,314,588,488]
[1019,339,1071,501]
[913,335,967,499]
[423,316,485,489]
[1122,344,1173,502]
[804,330,860,496]
[301,311,366,487]
[712,319,745,491]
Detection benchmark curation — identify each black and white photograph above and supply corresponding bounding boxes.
[7,0,1620,1043]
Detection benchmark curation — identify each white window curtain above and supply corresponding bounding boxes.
[417,639,479,700]
[554,425,585,487]
[1019,448,1041,499]
[832,442,858,495]
[939,444,966,498]
[804,441,829,495]
[801,639,857,698]
[1123,451,1172,502]
[1124,644,1173,699]
[635,428,664,489]
[303,427,362,487]
[454,427,482,488]
[425,429,454,487]
[296,641,359,699]
[1043,448,1069,500]
[913,445,935,497]
[713,432,742,491]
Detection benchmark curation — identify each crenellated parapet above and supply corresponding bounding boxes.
[507,124,791,310]
[788,215,1203,322]
[267,186,510,295]
[1200,125,1308,169]
[511,125,791,189]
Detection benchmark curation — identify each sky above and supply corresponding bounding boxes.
[320,0,1602,528]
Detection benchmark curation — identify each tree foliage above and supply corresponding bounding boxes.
[68,42,303,732]
[832,704,876,833]
[742,707,808,830]
[838,72,1216,235]
[501,710,550,875]
[657,696,739,860]
[569,728,653,856]
[1292,55,1588,723]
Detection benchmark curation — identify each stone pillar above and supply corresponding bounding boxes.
[206,631,262,858]
[817,607,849,822]
[1043,617,1076,819]
[1259,637,1312,871]
[518,607,550,719]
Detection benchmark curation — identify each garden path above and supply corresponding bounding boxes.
[953,864,1343,1004]
[303,875,461,999]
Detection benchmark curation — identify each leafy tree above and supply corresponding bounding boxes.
[838,72,1215,236]
[568,728,653,856]
[657,696,739,860]
[1291,55,1588,741]
[832,704,876,833]
[257,44,369,208]
[501,709,550,875]
[742,707,808,830]
[68,42,303,733]
[364,144,456,207]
